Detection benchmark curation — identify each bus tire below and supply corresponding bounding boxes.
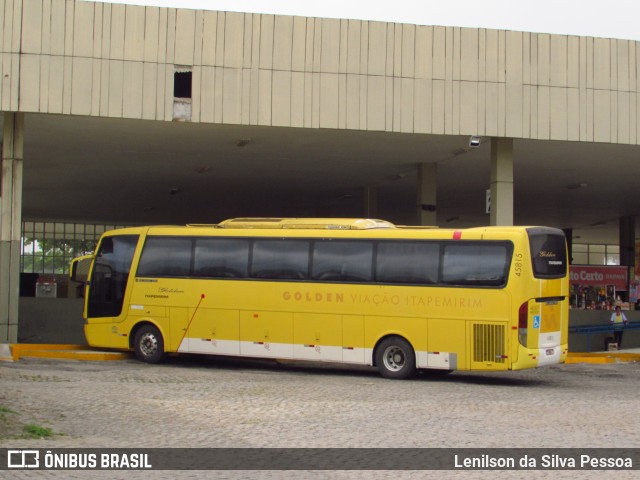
[133,325,166,364]
[375,336,416,380]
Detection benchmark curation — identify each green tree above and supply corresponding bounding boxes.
[21,238,96,274]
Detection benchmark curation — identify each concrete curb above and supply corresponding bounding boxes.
[2,343,132,362]
[565,351,640,364]
[0,343,13,362]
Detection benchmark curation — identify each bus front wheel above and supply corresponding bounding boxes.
[133,325,166,364]
[375,336,416,380]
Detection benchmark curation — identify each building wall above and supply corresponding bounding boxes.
[1,0,639,143]
[18,297,85,344]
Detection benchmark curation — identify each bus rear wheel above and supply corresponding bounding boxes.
[134,325,166,364]
[375,336,416,380]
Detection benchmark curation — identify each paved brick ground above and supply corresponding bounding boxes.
[1,356,639,479]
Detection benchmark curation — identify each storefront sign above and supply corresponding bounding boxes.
[569,266,628,290]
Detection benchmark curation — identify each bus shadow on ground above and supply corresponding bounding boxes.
[434,372,549,387]
[162,354,548,387]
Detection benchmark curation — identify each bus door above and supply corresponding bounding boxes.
[87,235,139,323]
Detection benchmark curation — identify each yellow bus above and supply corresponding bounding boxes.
[71,218,569,379]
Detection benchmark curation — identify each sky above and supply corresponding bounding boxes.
[96,0,640,41]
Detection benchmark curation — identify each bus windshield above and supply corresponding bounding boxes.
[87,235,139,318]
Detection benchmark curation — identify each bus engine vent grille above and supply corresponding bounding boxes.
[473,323,506,364]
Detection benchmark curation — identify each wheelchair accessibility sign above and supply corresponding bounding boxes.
[533,315,541,329]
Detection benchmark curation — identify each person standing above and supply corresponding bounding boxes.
[610,306,629,348]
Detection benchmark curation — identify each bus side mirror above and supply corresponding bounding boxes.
[70,255,93,284]
[70,255,93,299]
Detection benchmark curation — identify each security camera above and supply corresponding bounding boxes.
[469,135,481,148]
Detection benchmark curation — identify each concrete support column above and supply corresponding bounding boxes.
[417,163,437,226]
[489,137,514,226]
[1,112,24,343]
[619,216,635,281]
[562,228,573,264]
[363,186,378,218]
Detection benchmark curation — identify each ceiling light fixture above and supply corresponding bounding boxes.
[337,194,354,201]
[389,173,407,181]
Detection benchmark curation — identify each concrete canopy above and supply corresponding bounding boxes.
[11,112,640,245]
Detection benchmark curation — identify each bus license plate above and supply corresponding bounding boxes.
[545,348,555,356]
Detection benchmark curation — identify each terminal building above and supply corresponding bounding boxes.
[1,0,640,349]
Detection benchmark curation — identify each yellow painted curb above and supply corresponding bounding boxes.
[566,352,640,364]
[13,349,131,361]
[7,344,132,362]
[565,356,616,364]
[12,343,85,351]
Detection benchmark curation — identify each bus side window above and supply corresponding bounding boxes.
[442,243,510,287]
[376,241,439,284]
[194,238,250,278]
[137,237,192,277]
[311,241,373,282]
[251,240,310,280]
